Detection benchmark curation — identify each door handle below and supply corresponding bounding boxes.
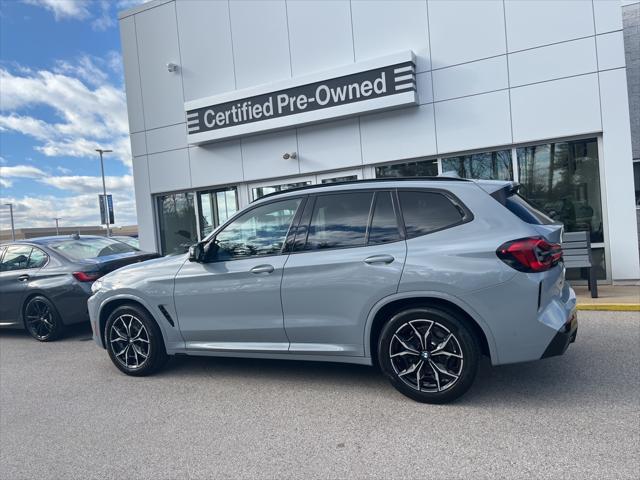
[250,264,274,274]
[363,254,395,265]
[17,274,30,282]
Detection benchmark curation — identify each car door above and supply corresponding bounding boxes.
[281,190,407,356]
[174,196,304,351]
[0,245,39,323]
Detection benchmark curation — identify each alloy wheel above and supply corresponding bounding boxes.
[109,314,151,370]
[25,299,56,340]
[389,319,464,393]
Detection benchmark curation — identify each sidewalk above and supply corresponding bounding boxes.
[574,284,640,311]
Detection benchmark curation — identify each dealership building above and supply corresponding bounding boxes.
[118,0,639,282]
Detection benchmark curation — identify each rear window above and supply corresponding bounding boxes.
[398,191,465,238]
[50,237,138,261]
[504,193,556,225]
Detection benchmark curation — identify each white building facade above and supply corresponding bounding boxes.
[119,0,639,282]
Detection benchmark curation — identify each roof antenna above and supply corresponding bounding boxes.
[72,232,80,240]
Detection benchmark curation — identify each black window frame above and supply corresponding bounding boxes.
[205,195,307,262]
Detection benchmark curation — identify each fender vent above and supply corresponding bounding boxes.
[158,305,175,327]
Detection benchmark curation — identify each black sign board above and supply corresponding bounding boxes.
[186,61,416,138]
[99,194,114,225]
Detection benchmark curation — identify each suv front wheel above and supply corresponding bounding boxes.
[378,307,480,403]
[105,305,168,376]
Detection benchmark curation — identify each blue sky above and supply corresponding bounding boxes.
[0,0,146,229]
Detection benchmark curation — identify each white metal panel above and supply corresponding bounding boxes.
[147,123,187,153]
[132,155,158,252]
[145,123,188,155]
[596,31,626,71]
[135,2,185,130]
[286,0,354,77]
[508,37,597,87]
[510,74,601,143]
[176,0,236,101]
[297,118,362,173]
[189,140,244,188]
[228,0,291,89]
[504,0,594,52]
[428,0,506,68]
[598,68,640,280]
[148,149,191,193]
[416,72,433,105]
[432,56,508,102]
[130,132,147,157]
[351,0,431,73]
[593,0,624,34]
[240,129,299,181]
[360,104,436,164]
[435,90,512,154]
[119,16,145,133]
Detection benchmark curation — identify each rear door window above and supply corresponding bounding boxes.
[304,192,373,250]
[27,247,48,268]
[368,191,401,245]
[398,191,465,239]
[0,245,32,271]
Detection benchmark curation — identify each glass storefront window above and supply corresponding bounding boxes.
[321,175,357,184]
[517,138,604,243]
[633,161,640,206]
[375,158,438,178]
[197,188,238,238]
[441,149,512,180]
[156,192,197,255]
[252,181,311,200]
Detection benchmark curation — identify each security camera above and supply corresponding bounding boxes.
[282,152,297,160]
[167,62,179,73]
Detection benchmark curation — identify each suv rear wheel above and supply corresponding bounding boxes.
[105,305,168,376]
[378,307,480,403]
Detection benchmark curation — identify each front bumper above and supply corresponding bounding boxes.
[541,310,578,359]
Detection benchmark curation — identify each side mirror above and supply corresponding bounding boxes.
[188,243,205,262]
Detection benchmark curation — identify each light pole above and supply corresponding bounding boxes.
[54,217,61,236]
[95,148,113,237]
[4,203,15,241]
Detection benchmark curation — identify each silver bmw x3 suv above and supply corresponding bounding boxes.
[88,178,577,403]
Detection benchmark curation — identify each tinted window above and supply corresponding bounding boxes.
[399,191,464,238]
[50,237,138,260]
[27,247,47,268]
[214,198,301,260]
[504,193,556,225]
[368,192,401,245]
[305,192,373,250]
[0,245,32,271]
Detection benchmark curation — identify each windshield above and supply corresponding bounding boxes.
[50,237,139,261]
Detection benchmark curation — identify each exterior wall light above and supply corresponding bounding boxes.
[282,152,297,160]
[167,62,179,73]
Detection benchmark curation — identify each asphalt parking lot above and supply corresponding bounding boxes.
[1,310,638,480]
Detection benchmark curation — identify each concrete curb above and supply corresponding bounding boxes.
[577,304,640,312]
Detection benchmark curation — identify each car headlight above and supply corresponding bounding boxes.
[91,278,104,294]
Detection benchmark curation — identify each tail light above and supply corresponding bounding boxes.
[72,271,103,282]
[496,237,562,273]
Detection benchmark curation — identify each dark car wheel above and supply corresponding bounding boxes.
[105,305,168,376]
[23,295,63,342]
[378,307,480,404]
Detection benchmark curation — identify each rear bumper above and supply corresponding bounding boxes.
[541,310,578,358]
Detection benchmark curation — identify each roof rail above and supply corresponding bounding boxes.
[255,176,470,201]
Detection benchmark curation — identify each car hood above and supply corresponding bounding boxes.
[99,253,188,287]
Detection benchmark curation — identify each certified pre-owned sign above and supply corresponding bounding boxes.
[185,51,417,144]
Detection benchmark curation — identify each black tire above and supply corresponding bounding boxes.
[104,304,168,376]
[23,295,64,342]
[378,307,480,404]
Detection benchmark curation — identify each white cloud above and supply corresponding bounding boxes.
[41,174,134,194]
[0,62,131,166]
[23,0,90,20]
[0,178,12,189]
[0,164,47,178]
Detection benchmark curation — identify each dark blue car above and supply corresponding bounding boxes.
[0,235,159,341]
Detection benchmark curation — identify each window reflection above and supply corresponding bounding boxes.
[376,158,438,178]
[157,192,197,255]
[197,188,238,238]
[441,150,512,180]
[252,182,311,200]
[517,138,603,243]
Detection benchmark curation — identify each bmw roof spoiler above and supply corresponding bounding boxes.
[474,180,521,204]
